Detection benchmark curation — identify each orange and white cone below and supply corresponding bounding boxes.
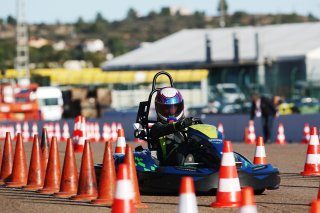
[211,140,241,208]
[22,122,30,142]
[61,122,70,142]
[54,122,61,142]
[301,127,320,176]
[73,116,86,153]
[253,136,267,164]
[218,123,224,135]
[275,123,287,144]
[15,123,22,137]
[178,177,198,213]
[111,163,136,213]
[111,122,118,143]
[94,122,101,142]
[300,123,310,144]
[115,129,126,154]
[310,199,320,213]
[237,187,257,213]
[31,122,38,138]
[246,121,256,144]
[102,123,111,142]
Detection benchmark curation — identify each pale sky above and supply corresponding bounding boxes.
[1,0,320,24]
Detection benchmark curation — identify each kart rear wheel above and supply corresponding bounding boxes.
[254,189,265,195]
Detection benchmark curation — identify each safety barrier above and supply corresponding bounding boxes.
[0,113,319,143]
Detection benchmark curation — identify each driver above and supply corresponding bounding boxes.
[150,87,198,166]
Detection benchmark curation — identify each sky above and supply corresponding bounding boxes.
[0,0,320,24]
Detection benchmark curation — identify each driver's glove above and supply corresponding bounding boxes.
[175,117,194,130]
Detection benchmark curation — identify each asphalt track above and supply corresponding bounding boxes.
[0,141,318,213]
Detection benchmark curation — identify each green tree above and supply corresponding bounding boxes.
[217,0,228,13]
[7,15,16,25]
[126,8,138,20]
[84,51,106,67]
[75,17,87,33]
[147,10,157,19]
[107,37,127,56]
[160,7,171,16]
[95,12,107,23]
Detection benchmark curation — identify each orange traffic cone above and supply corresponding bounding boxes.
[73,115,86,153]
[61,122,70,142]
[301,123,311,144]
[237,187,257,213]
[301,127,320,176]
[111,163,136,213]
[275,123,287,144]
[310,199,320,213]
[31,122,38,138]
[54,122,61,141]
[0,145,2,176]
[253,136,267,164]
[23,135,43,190]
[91,141,116,205]
[6,133,28,187]
[211,140,241,208]
[54,138,78,198]
[115,129,126,154]
[102,123,111,142]
[22,122,30,142]
[0,132,14,184]
[71,140,98,201]
[243,127,249,144]
[124,144,148,208]
[317,182,320,200]
[178,176,198,213]
[218,122,224,135]
[246,121,256,144]
[38,136,61,194]
[40,128,50,183]
[94,122,101,142]
[111,122,118,143]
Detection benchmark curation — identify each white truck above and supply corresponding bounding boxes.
[35,87,64,120]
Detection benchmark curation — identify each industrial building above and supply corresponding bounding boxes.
[102,22,320,99]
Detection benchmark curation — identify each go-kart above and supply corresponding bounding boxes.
[94,71,280,195]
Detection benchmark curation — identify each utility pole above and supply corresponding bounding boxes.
[219,0,226,28]
[15,0,30,81]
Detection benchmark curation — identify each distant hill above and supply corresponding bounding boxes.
[0,10,318,69]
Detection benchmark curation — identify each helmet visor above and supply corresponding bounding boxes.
[156,101,184,119]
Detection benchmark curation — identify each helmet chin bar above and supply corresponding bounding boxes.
[157,111,184,123]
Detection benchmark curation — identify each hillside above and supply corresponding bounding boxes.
[0,10,318,69]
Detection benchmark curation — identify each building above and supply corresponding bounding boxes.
[102,22,320,98]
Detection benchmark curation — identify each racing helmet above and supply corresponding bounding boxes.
[155,87,184,123]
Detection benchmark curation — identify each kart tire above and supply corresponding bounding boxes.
[254,189,265,195]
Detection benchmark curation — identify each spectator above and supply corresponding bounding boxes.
[250,92,277,144]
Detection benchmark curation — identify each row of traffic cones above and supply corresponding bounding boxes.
[0,127,146,211]
[0,120,130,144]
[244,120,287,144]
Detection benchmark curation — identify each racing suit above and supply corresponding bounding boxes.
[150,121,189,166]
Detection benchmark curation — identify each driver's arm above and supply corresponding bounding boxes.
[150,122,177,140]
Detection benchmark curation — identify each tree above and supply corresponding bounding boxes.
[7,15,16,25]
[75,17,88,33]
[126,8,138,20]
[160,7,171,16]
[147,10,157,19]
[217,0,228,14]
[107,37,127,56]
[95,12,107,23]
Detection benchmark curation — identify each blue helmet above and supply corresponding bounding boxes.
[155,87,184,123]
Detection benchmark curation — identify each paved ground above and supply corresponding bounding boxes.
[0,141,318,213]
